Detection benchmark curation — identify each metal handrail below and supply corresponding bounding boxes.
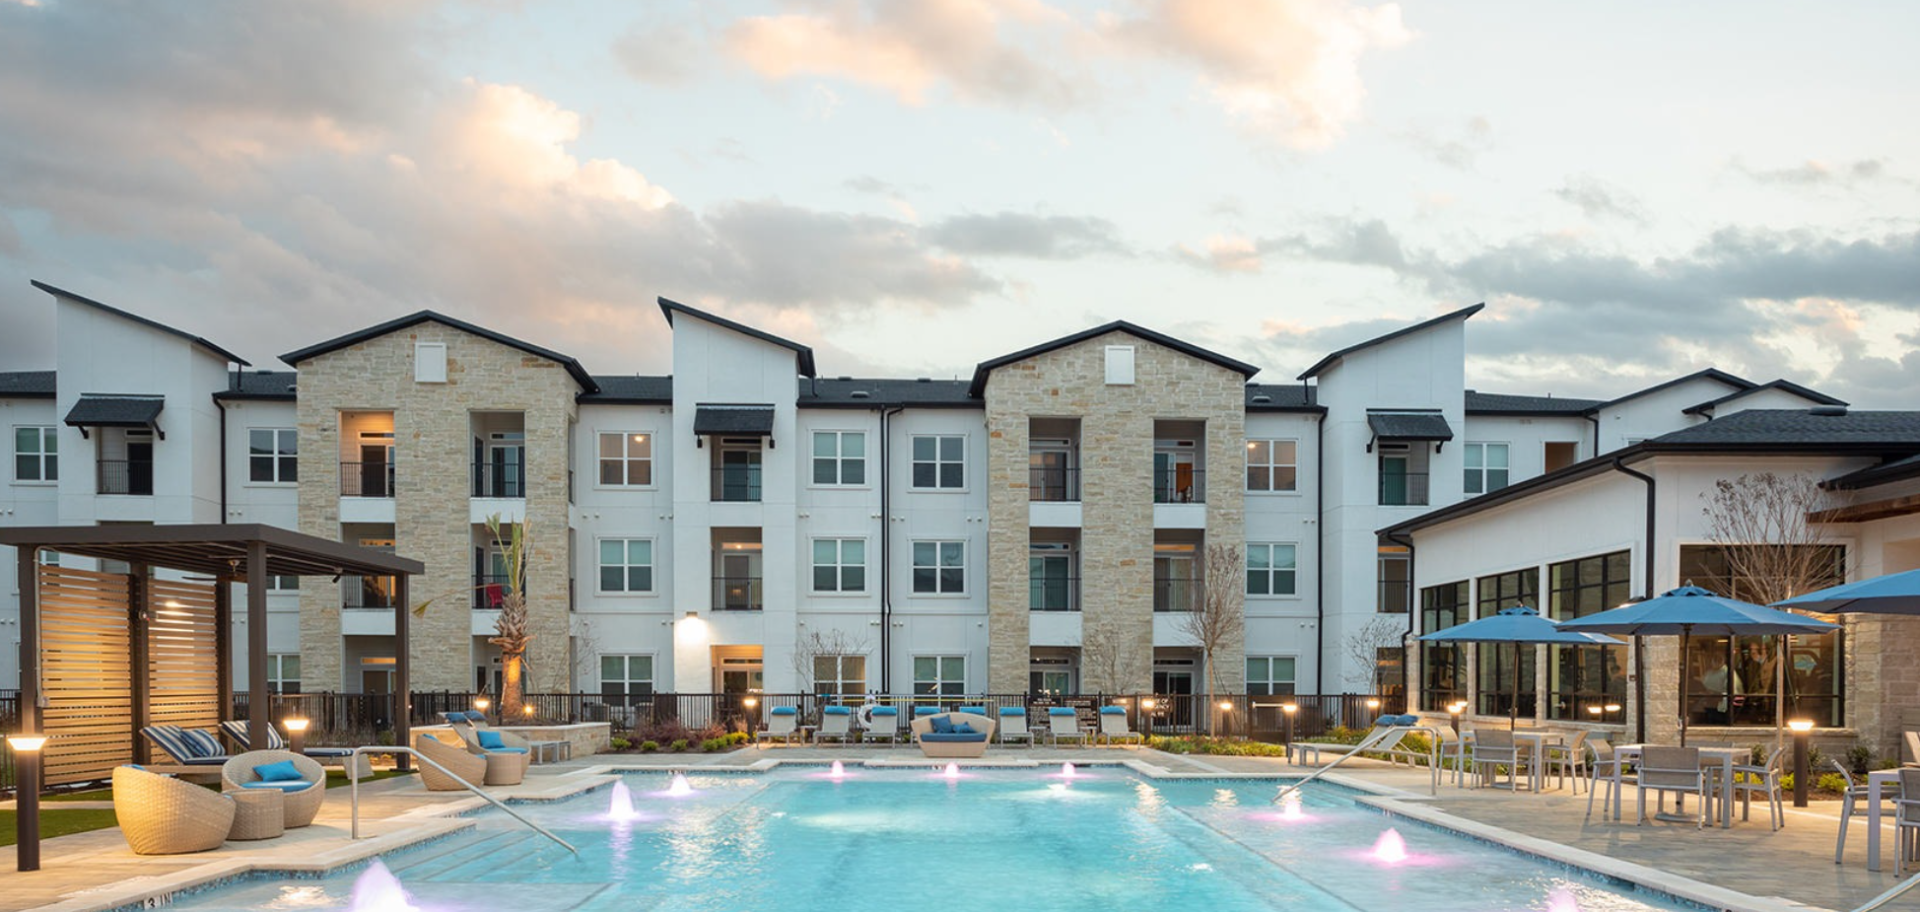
[345,745,577,856]
[1272,724,1439,803]
[1851,872,1920,912]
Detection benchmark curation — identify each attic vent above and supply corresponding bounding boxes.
[916,377,931,383]
[837,376,852,381]
[1809,405,1848,417]
[1251,394,1272,404]
[850,390,871,399]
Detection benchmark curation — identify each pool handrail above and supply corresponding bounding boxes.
[1851,871,1920,912]
[1272,722,1439,803]
[345,745,579,857]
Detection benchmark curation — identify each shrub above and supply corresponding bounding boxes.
[610,737,632,751]
[1146,736,1290,757]
[640,740,659,753]
[668,739,689,752]
[727,731,750,745]
[1846,745,1874,775]
[700,737,730,752]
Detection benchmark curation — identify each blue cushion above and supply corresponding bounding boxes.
[771,706,798,716]
[869,706,897,716]
[998,706,1027,716]
[179,756,228,765]
[824,706,853,715]
[1373,715,1397,728]
[476,730,506,749]
[920,732,988,743]
[254,759,304,782]
[929,715,955,734]
[953,722,976,734]
[1395,714,1421,727]
[1048,707,1077,717]
[958,706,985,716]
[303,748,354,758]
[914,706,941,718]
[242,780,314,792]
[460,711,484,722]
[125,764,144,771]
[487,746,529,754]
[1100,706,1127,715]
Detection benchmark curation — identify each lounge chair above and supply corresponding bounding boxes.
[817,706,855,743]
[1636,746,1709,828]
[1291,716,1416,766]
[219,720,372,778]
[913,706,944,724]
[112,765,236,855]
[909,712,997,759]
[957,706,987,719]
[1906,731,1920,768]
[414,734,489,791]
[758,706,801,745]
[1046,707,1087,746]
[140,724,230,769]
[221,750,327,828]
[997,706,1034,746]
[862,705,900,744]
[449,717,531,785]
[1097,706,1144,745]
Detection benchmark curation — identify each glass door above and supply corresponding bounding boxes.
[488,434,525,497]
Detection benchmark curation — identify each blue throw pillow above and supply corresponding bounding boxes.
[254,759,303,782]
[952,722,976,735]
[929,715,955,734]
[476,730,506,750]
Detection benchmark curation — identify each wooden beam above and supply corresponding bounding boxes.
[17,547,38,733]
[246,541,269,751]
[128,563,150,763]
[1810,492,1920,524]
[214,576,232,728]
[394,573,411,771]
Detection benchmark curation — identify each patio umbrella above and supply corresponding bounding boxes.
[1558,585,1838,745]
[1773,568,1920,616]
[1418,605,1625,730]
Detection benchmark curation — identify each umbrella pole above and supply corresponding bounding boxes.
[1775,636,1787,752]
[1510,642,1519,731]
[1678,628,1691,748]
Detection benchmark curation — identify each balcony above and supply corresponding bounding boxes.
[1028,466,1080,502]
[1029,575,1079,612]
[472,462,527,499]
[713,575,764,611]
[1379,470,1430,507]
[342,576,397,609]
[1152,467,1205,504]
[473,573,518,610]
[1153,575,1201,612]
[710,465,762,503]
[97,459,154,496]
[340,461,395,498]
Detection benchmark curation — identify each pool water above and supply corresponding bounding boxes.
[157,769,1696,912]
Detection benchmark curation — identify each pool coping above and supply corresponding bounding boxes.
[42,759,1826,912]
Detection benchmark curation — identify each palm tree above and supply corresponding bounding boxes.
[413,513,535,720]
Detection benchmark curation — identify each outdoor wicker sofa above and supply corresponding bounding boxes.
[221,750,327,828]
[414,733,489,791]
[112,765,236,855]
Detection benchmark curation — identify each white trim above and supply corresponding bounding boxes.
[591,429,658,490]
[593,535,658,597]
[808,534,870,595]
[807,429,871,490]
[11,424,58,485]
[906,433,969,493]
[1244,437,1300,494]
[1245,541,1299,598]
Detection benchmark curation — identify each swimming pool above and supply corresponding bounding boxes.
[152,767,1698,912]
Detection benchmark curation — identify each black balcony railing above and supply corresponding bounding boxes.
[713,575,764,610]
[96,459,154,496]
[473,573,520,610]
[1152,467,1205,504]
[1153,575,1201,612]
[340,461,395,497]
[711,466,762,502]
[1379,470,1431,506]
[1028,466,1080,502]
[472,462,526,498]
[1029,576,1079,611]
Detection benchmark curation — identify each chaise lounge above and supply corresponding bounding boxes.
[910,711,997,759]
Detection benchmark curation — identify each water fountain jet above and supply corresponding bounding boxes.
[1060,762,1076,779]
[666,772,693,796]
[1370,828,1408,864]
[346,859,419,912]
[943,762,960,779]
[1546,889,1582,912]
[608,780,638,821]
[1279,791,1304,820]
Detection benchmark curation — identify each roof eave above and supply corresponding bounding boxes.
[969,320,1260,398]
[658,298,818,377]
[1296,302,1485,381]
[32,280,251,367]
[280,311,599,393]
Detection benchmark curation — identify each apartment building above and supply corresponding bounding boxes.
[6,282,1896,718]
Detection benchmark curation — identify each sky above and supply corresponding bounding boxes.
[1,0,1917,404]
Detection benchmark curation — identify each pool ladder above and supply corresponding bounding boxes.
[345,745,579,857]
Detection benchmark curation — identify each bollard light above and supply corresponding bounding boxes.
[1141,698,1156,710]
[1788,718,1814,807]
[1448,701,1466,734]
[474,696,490,724]
[284,717,310,755]
[9,734,48,872]
[523,704,536,719]
[1281,703,1298,759]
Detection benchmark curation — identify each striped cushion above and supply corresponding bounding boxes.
[219,720,289,751]
[142,725,197,762]
[181,729,222,759]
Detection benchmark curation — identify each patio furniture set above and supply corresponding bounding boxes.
[115,735,331,855]
[753,704,1146,757]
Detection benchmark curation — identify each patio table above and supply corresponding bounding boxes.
[1613,744,1744,828]
[1864,769,1902,872]
[1464,730,1563,792]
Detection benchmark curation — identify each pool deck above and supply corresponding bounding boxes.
[0,746,1907,912]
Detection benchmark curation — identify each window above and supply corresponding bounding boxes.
[598,539,654,593]
[247,429,297,483]
[600,655,654,706]
[1420,581,1468,711]
[13,426,56,482]
[812,431,866,485]
[1245,439,1297,492]
[266,654,301,695]
[597,433,652,486]
[1546,551,1631,722]
[1105,345,1135,385]
[812,539,867,593]
[1246,543,1297,596]
[1246,656,1296,696]
[1464,442,1509,495]
[913,655,965,696]
[812,655,866,697]
[911,541,965,594]
[1677,544,1846,727]
[1154,543,1199,611]
[1476,567,1539,717]
[269,574,300,592]
[910,435,964,489]
[1029,543,1075,611]
[1378,444,1430,506]
[1377,547,1410,612]
[414,342,447,383]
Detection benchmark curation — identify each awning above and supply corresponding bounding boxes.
[64,394,165,439]
[1367,412,1451,451]
[694,405,776,437]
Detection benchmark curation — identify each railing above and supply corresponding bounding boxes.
[96,459,154,496]
[1028,466,1080,502]
[1029,576,1079,611]
[1152,467,1205,504]
[340,461,395,497]
[710,466,762,502]
[712,575,764,611]
[346,745,577,855]
[472,461,526,498]
[342,576,398,610]
[1379,470,1431,506]
[1852,872,1920,912]
[1153,575,1201,612]
[473,574,517,610]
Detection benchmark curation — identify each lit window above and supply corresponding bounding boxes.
[1245,439,1297,492]
[598,433,653,486]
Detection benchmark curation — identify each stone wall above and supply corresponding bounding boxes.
[983,330,1247,693]
[296,321,579,693]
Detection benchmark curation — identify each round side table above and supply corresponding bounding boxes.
[227,788,286,841]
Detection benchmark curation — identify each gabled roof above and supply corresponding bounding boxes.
[1244,383,1322,413]
[32,280,250,366]
[279,311,598,392]
[1586,367,1753,414]
[658,298,817,378]
[214,370,298,402]
[1680,379,1847,416]
[578,375,674,405]
[0,370,56,399]
[1465,390,1604,416]
[968,321,1260,398]
[800,377,978,409]
[1296,303,1483,381]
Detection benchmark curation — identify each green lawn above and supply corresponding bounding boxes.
[43,788,114,803]
[0,808,121,846]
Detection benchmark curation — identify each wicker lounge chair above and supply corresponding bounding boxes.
[221,750,327,828]
[218,720,372,778]
[112,765,236,855]
[909,712,997,759]
[140,724,230,769]
[449,719,531,785]
[1097,706,1144,745]
[414,734,489,791]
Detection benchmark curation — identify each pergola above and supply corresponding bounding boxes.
[0,524,423,777]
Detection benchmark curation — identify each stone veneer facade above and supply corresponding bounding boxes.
[983,330,1247,694]
[295,321,578,692]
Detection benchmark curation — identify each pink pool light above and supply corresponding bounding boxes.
[1546,888,1582,912]
[1370,828,1408,864]
[829,761,845,779]
[607,781,639,822]
[1060,762,1076,779]
[665,773,693,797]
[943,762,960,779]
[346,859,420,912]
[1279,792,1305,821]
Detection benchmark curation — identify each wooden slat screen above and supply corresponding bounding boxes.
[38,566,133,785]
[147,579,220,733]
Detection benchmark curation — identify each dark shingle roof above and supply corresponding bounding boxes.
[1648,409,1920,449]
[1823,453,1920,491]
[1244,384,1321,412]
[214,370,298,401]
[969,321,1259,397]
[579,376,673,404]
[800,378,977,408]
[1465,390,1604,415]
[1680,379,1847,416]
[64,395,165,434]
[32,280,250,366]
[693,406,775,436]
[1296,303,1483,380]
[0,371,55,398]
[659,298,817,378]
[1368,412,1454,441]
[1589,367,1753,413]
[280,311,598,392]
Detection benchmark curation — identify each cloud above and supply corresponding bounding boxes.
[612,22,705,85]
[1173,234,1263,273]
[1401,115,1491,169]
[1553,174,1646,224]
[1735,158,1891,188]
[927,212,1124,258]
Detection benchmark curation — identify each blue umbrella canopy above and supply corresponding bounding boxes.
[1419,605,1626,645]
[1556,585,1839,636]
[1773,568,1920,616]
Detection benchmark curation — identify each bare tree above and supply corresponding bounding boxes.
[1176,543,1245,734]
[1342,615,1406,693]
[571,618,602,690]
[1699,472,1845,604]
[790,627,872,696]
[1079,626,1146,694]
